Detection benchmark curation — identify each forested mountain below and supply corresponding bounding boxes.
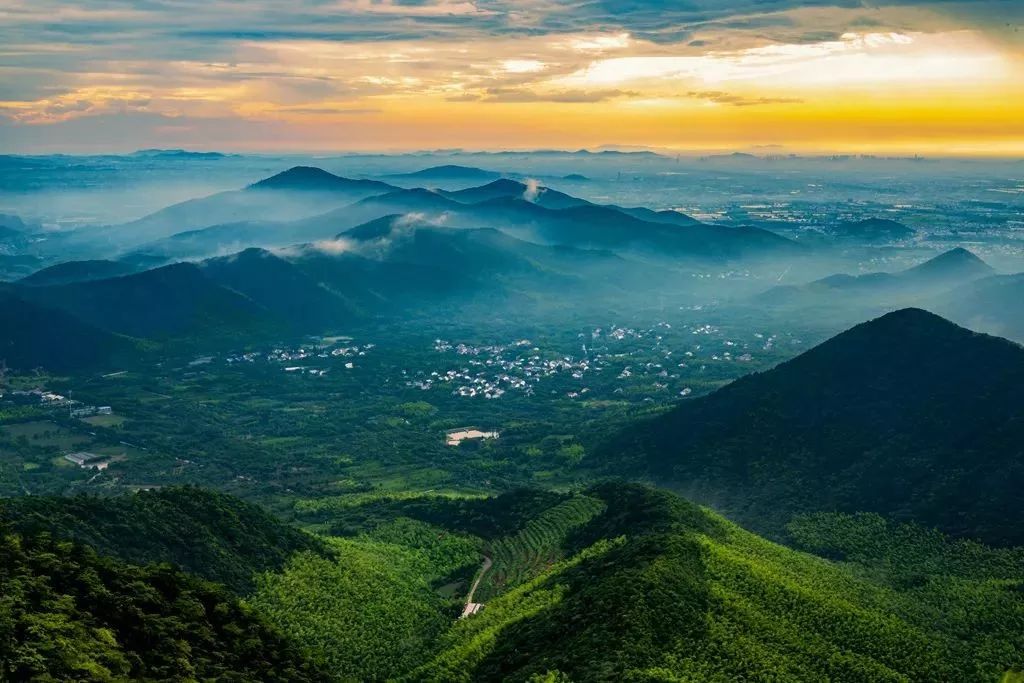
[0,291,134,371]
[598,309,1024,545]
[1,481,1021,681]
[20,262,271,340]
[0,524,327,681]
[200,247,362,330]
[291,483,1024,681]
[0,487,327,592]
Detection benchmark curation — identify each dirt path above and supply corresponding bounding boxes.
[462,555,492,615]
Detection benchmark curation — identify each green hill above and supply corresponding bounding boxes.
[3,483,1021,681]
[403,483,1024,682]
[599,308,1024,546]
[0,487,327,593]
[0,524,326,681]
[20,262,272,340]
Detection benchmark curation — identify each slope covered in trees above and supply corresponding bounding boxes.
[598,309,1024,545]
[412,483,1024,682]
[0,487,327,592]
[0,526,326,681]
[1,483,1021,681]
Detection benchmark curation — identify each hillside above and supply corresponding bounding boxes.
[0,523,326,681]
[1,481,1021,681]
[200,247,361,330]
[19,259,138,286]
[292,483,1024,682]
[19,262,272,340]
[0,486,328,593]
[0,291,133,371]
[598,309,1024,545]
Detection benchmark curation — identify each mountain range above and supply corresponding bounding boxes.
[112,169,796,264]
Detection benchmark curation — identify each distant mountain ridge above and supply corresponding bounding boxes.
[19,259,138,286]
[758,247,994,307]
[385,164,502,181]
[124,169,792,263]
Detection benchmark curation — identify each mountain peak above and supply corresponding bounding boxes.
[248,166,391,193]
[395,164,501,180]
[906,247,993,279]
[480,178,528,192]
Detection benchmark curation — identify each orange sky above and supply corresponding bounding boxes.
[1,2,1022,154]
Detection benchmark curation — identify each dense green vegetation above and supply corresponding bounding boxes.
[0,487,327,593]
[411,483,1024,682]
[250,525,480,680]
[0,526,325,681]
[475,494,606,601]
[600,308,1024,545]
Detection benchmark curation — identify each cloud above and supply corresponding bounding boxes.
[462,87,638,102]
[0,0,1020,152]
[686,90,803,106]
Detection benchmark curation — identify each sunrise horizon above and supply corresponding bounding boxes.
[2,2,1022,155]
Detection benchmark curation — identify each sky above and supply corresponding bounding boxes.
[1,0,1022,155]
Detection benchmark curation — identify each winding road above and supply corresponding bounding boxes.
[460,555,492,618]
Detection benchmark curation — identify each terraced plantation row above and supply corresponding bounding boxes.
[475,494,606,601]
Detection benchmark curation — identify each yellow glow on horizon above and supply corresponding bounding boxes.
[3,19,1022,155]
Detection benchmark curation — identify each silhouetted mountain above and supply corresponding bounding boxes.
[0,291,132,371]
[463,198,796,258]
[829,217,915,242]
[249,166,394,194]
[601,309,1024,545]
[19,259,138,286]
[903,246,994,282]
[385,165,502,182]
[440,178,589,209]
[101,167,401,248]
[759,248,994,307]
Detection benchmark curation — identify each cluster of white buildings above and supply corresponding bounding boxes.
[222,340,376,376]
